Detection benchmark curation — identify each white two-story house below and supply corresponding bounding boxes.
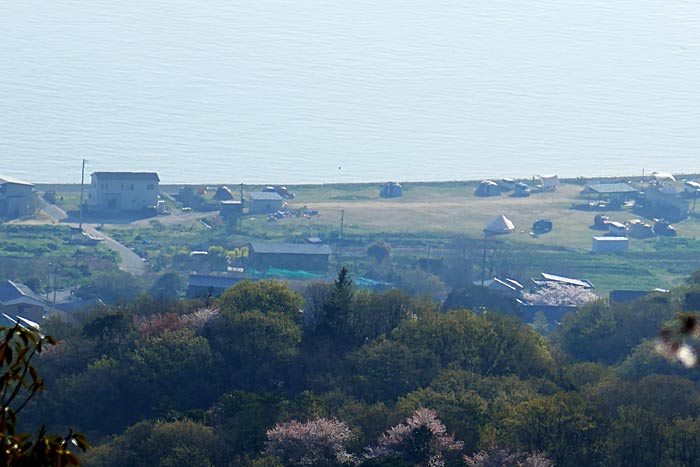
[87,172,159,214]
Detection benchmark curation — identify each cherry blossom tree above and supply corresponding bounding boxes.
[464,447,553,467]
[367,408,463,467]
[265,418,356,467]
[522,283,598,307]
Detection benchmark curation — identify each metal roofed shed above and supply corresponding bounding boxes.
[249,242,333,273]
[247,191,284,214]
[533,273,594,289]
[186,274,245,298]
[592,236,629,253]
[582,183,638,207]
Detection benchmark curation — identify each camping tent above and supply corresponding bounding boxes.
[484,214,515,234]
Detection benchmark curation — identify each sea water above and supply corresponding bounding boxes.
[1,0,699,184]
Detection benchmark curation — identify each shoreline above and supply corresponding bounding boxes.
[33,172,700,192]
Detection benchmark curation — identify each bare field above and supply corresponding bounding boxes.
[290,183,683,252]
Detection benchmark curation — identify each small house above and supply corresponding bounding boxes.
[592,236,629,253]
[87,172,159,214]
[0,176,35,220]
[0,280,49,322]
[247,192,284,214]
[249,242,332,272]
[475,180,500,197]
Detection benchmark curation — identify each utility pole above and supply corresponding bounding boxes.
[79,158,86,231]
[481,239,487,286]
[338,209,345,259]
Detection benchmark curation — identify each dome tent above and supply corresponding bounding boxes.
[484,214,515,234]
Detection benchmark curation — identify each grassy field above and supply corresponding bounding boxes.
[43,180,700,294]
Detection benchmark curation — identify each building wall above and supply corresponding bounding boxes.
[0,303,44,322]
[592,237,628,253]
[88,176,158,212]
[247,198,283,214]
[0,183,34,220]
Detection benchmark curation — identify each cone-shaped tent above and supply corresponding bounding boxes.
[484,214,515,234]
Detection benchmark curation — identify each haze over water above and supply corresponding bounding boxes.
[1,0,699,184]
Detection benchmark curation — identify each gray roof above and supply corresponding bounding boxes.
[0,280,44,304]
[584,183,638,194]
[91,172,160,182]
[0,176,34,187]
[248,191,283,201]
[250,242,333,256]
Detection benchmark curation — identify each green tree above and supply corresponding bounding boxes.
[150,272,183,300]
[218,280,303,317]
[0,324,88,466]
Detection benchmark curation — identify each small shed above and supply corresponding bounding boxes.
[247,192,284,214]
[582,183,638,206]
[380,182,403,198]
[220,200,243,224]
[475,181,500,197]
[186,274,244,298]
[484,214,515,234]
[249,242,333,273]
[592,236,628,253]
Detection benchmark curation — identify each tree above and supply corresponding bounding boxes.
[367,408,463,467]
[464,447,553,467]
[0,324,88,466]
[265,418,356,467]
[150,272,183,300]
[76,270,142,303]
[521,283,598,307]
[367,242,391,265]
[218,280,303,317]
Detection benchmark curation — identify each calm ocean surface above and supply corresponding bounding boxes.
[1,1,699,184]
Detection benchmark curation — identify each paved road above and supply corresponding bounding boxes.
[82,225,148,276]
[36,197,148,276]
[37,197,69,221]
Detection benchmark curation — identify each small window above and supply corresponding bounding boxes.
[130,184,135,191]
[146,184,155,190]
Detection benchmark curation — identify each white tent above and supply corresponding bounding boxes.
[484,214,515,234]
[540,174,560,191]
